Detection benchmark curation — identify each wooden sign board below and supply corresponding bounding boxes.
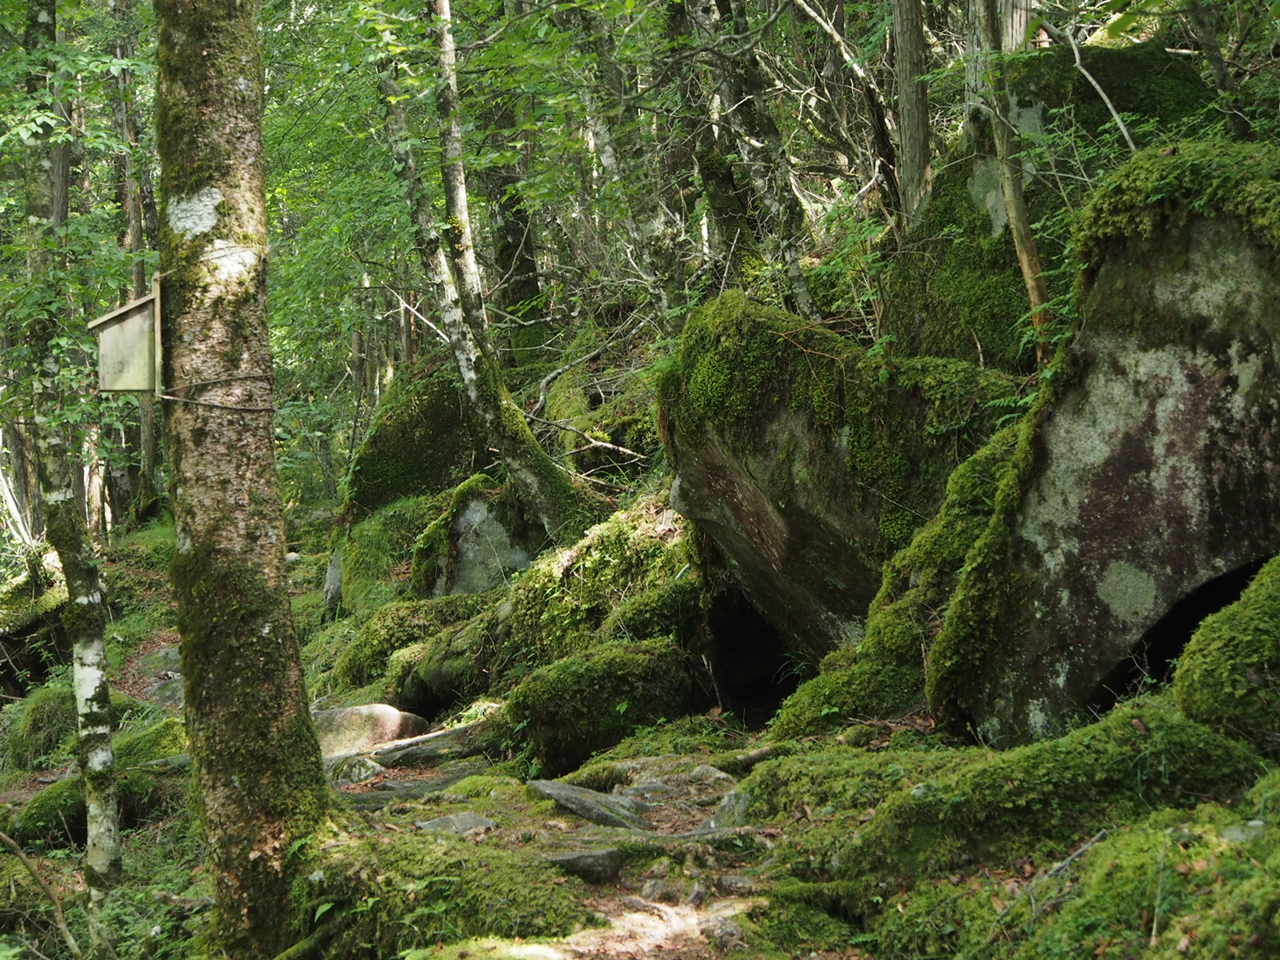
[88,279,161,395]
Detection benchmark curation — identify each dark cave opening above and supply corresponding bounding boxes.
[1088,557,1267,713]
[705,589,797,727]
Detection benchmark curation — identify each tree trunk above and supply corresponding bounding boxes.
[893,0,930,226]
[976,0,1051,367]
[154,0,330,953]
[108,0,162,522]
[379,57,603,543]
[685,0,817,318]
[22,0,120,951]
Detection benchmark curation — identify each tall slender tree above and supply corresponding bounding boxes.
[21,0,120,952]
[154,0,329,953]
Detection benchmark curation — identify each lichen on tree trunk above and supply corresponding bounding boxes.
[154,0,329,953]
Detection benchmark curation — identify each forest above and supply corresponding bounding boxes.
[0,0,1278,956]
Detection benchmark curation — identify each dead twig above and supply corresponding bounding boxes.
[0,829,82,960]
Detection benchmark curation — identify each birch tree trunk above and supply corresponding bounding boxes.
[379,55,603,543]
[22,0,120,951]
[155,0,330,953]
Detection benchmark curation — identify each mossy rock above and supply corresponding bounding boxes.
[332,592,495,691]
[409,474,538,598]
[769,426,1019,738]
[742,742,983,823]
[14,718,189,847]
[660,290,1014,658]
[878,43,1211,374]
[505,637,699,776]
[782,698,1263,909]
[1175,554,1280,758]
[340,494,443,616]
[344,355,487,515]
[293,823,589,957]
[921,149,1280,742]
[4,683,148,770]
[404,493,703,709]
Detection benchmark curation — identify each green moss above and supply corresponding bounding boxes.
[782,697,1263,910]
[331,592,495,691]
[876,44,1210,374]
[105,519,177,573]
[661,291,1015,572]
[1174,555,1280,759]
[983,807,1280,960]
[341,494,443,616]
[922,363,1066,735]
[343,356,487,514]
[770,426,1020,739]
[14,718,189,847]
[742,743,982,822]
[294,821,589,957]
[407,474,535,596]
[4,683,147,770]
[1076,140,1280,280]
[505,637,698,776]
[492,494,702,687]
[0,854,50,934]
[0,572,66,636]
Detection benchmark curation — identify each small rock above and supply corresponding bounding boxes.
[715,874,757,896]
[686,881,709,907]
[285,551,302,564]
[699,916,745,950]
[1222,820,1268,845]
[415,812,496,835]
[528,780,649,830]
[545,848,624,884]
[328,756,386,786]
[640,879,682,903]
[698,789,752,831]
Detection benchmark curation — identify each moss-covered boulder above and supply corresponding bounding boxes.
[338,494,442,616]
[770,427,1018,738]
[505,636,698,775]
[408,474,539,598]
[331,592,494,691]
[14,717,188,847]
[344,355,487,514]
[923,142,1280,744]
[396,494,707,717]
[292,824,590,957]
[772,698,1263,910]
[878,42,1212,374]
[0,568,68,698]
[659,291,1014,659]
[1175,554,1280,758]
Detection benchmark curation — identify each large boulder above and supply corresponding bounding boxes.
[658,291,1015,659]
[344,355,487,515]
[926,142,1280,743]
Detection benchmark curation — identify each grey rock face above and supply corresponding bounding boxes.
[312,704,429,757]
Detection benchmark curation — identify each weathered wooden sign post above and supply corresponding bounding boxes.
[87,277,161,395]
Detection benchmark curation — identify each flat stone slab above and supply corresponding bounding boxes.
[528,780,649,830]
[416,811,497,835]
